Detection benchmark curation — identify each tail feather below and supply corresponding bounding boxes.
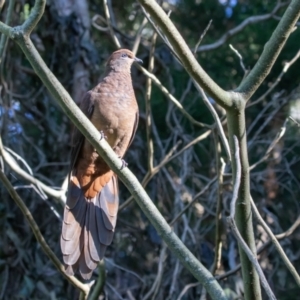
[62,233,83,265]
[88,200,106,261]
[65,262,78,277]
[79,252,93,280]
[61,174,119,279]
[66,177,82,209]
[84,210,98,270]
[61,197,86,241]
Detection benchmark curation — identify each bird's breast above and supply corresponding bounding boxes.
[89,92,137,156]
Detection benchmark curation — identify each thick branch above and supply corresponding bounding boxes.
[137,0,233,109]
[236,0,300,99]
[227,110,261,299]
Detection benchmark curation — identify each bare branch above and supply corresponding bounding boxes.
[217,214,300,280]
[194,83,231,161]
[197,1,286,53]
[132,17,148,55]
[0,0,15,61]
[229,136,241,219]
[250,196,300,287]
[170,176,217,226]
[248,49,300,108]
[236,0,300,99]
[211,151,226,275]
[229,44,247,76]
[102,0,121,48]
[0,169,90,297]
[193,19,212,54]
[0,136,66,204]
[145,31,157,173]
[250,119,288,170]
[137,65,211,128]
[227,218,276,300]
[227,136,276,300]
[137,0,233,109]
[22,0,46,36]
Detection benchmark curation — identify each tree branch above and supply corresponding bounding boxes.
[236,0,300,99]
[227,136,276,300]
[250,196,300,287]
[0,136,66,204]
[0,169,90,297]
[137,0,233,109]
[21,0,46,36]
[197,1,286,53]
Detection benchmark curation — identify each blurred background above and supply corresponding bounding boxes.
[1,0,300,299]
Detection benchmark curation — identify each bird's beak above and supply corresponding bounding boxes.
[134,57,143,64]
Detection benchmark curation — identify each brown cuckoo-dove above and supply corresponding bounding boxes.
[60,49,141,279]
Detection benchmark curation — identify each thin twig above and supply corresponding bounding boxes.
[170,176,217,226]
[102,0,121,48]
[0,0,15,62]
[145,31,157,173]
[120,130,212,211]
[142,243,167,300]
[211,145,226,274]
[137,65,211,128]
[0,169,90,297]
[248,49,300,108]
[193,20,212,54]
[177,282,200,300]
[194,82,231,161]
[227,218,276,300]
[250,118,288,170]
[250,196,300,287]
[229,136,241,219]
[196,1,287,53]
[0,136,66,204]
[289,116,300,127]
[229,44,247,76]
[132,17,148,55]
[217,214,300,280]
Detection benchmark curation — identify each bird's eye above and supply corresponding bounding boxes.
[121,53,128,58]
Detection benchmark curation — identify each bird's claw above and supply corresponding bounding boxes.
[119,157,128,170]
[99,130,107,141]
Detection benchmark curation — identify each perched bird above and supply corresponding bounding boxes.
[61,49,141,279]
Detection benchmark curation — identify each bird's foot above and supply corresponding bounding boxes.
[119,157,128,170]
[99,130,107,141]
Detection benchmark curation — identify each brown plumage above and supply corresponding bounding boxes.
[61,49,141,279]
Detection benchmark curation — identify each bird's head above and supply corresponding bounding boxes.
[106,49,143,73]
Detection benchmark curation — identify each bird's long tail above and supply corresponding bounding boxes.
[60,175,119,279]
